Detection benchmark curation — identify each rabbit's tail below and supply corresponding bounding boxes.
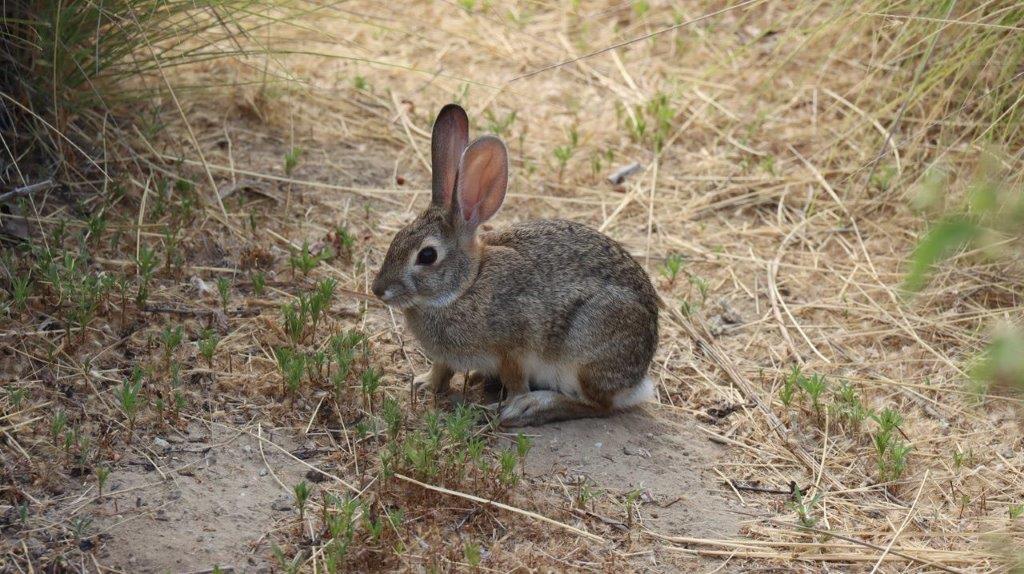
[612,375,657,409]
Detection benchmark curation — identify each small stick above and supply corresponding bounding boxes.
[395,473,605,543]
[0,179,55,203]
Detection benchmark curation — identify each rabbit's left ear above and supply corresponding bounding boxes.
[455,135,508,228]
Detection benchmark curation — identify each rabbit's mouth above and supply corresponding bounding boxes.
[375,286,413,309]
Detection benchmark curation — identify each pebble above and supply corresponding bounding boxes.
[271,497,293,512]
[153,437,170,450]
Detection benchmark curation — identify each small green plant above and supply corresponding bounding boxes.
[289,241,329,277]
[197,329,220,368]
[12,273,31,310]
[275,347,306,397]
[250,271,266,296]
[953,448,974,470]
[623,488,642,528]
[50,409,67,444]
[574,480,598,510]
[464,541,482,567]
[779,366,799,407]
[552,126,579,181]
[381,398,404,440]
[293,480,310,520]
[787,486,822,529]
[689,274,709,303]
[216,277,231,311]
[284,147,302,176]
[160,325,183,366]
[115,371,145,444]
[1010,504,1024,519]
[829,381,870,431]
[872,408,912,483]
[483,109,517,136]
[361,367,382,410]
[799,373,827,415]
[334,225,356,260]
[271,545,302,574]
[95,466,110,498]
[516,433,532,475]
[661,254,684,284]
[71,516,92,544]
[281,300,307,345]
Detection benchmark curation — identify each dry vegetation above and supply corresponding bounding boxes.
[2,1,1023,572]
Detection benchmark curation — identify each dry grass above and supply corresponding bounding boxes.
[2,1,1023,572]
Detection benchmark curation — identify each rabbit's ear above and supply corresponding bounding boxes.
[456,135,508,228]
[431,104,469,208]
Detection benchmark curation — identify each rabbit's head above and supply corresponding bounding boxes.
[372,104,508,309]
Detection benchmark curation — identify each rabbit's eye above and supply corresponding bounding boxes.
[416,246,438,266]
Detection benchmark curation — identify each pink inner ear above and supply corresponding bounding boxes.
[457,136,508,226]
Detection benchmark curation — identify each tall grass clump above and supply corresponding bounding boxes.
[0,1,272,183]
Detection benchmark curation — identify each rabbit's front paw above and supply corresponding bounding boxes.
[499,391,556,427]
[414,363,454,395]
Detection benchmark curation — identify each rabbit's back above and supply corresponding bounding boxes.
[477,219,659,357]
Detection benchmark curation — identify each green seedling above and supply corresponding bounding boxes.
[7,388,26,409]
[499,449,518,487]
[12,273,31,310]
[553,127,579,181]
[381,398,404,440]
[115,373,145,444]
[160,325,183,366]
[623,488,642,528]
[216,277,231,311]
[275,347,306,397]
[780,366,799,407]
[464,541,482,567]
[483,109,517,136]
[679,300,696,317]
[18,503,28,526]
[787,486,822,529]
[95,466,110,498]
[281,300,307,345]
[1010,504,1023,519]
[516,433,532,475]
[953,448,974,469]
[289,240,328,277]
[250,271,266,296]
[353,75,368,91]
[271,545,302,574]
[87,213,107,243]
[361,367,382,410]
[335,225,356,259]
[284,147,302,176]
[198,329,220,368]
[574,481,598,510]
[51,409,67,444]
[661,254,684,284]
[689,274,709,303]
[71,516,92,544]
[799,373,827,414]
[829,381,870,430]
[136,245,159,279]
[293,480,310,519]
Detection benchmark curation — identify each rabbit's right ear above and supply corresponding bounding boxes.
[431,104,469,209]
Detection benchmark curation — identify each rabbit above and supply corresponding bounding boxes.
[371,104,659,427]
